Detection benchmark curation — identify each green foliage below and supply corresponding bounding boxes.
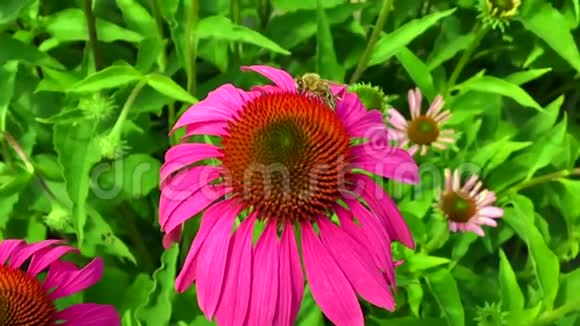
[1,0,579,325]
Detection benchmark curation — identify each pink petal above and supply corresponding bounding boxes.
[448,221,458,232]
[161,184,230,234]
[0,239,24,265]
[426,95,444,116]
[335,92,366,131]
[172,84,251,132]
[388,109,408,129]
[478,206,504,218]
[27,245,78,277]
[247,221,280,326]
[318,218,395,310]
[195,201,241,319]
[55,303,120,326]
[215,214,256,326]
[350,144,419,184]
[160,144,222,184]
[9,240,62,269]
[182,120,229,138]
[350,174,415,249]
[162,226,182,249]
[241,65,296,91]
[48,258,104,300]
[335,205,382,269]
[467,223,485,236]
[476,216,498,227]
[175,199,239,292]
[274,221,304,326]
[345,199,396,286]
[301,222,364,326]
[44,261,78,290]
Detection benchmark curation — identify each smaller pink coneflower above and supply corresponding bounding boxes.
[0,239,120,325]
[438,169,504,236]
[388,88,456,156]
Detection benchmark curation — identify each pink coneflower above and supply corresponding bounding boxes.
[0,239,120,325]
[438,169,504,236]
[160,65,419,325]
[388,88,455,156]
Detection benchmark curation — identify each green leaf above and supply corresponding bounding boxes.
[504,195,560,310]
[505,68,552,85]
[0,0,35,24]
[83,205,137,264]
[273,0,343,11]
[498,249,525,310]
[198,16,290,55]
[425,268,465,326]
[558,179,580,223]
[0,194,19,231]
[369,9,456,66]
[69,64,143,93]
[315,0,344,81]
[471,137,532,172]
[115,0,158,38]
[406,282,424,317]
[518,95,562,139]
[0,34,64,69]
[522,116,567,180]
[0,61,18,131]
[556,269,580,306]
[93,154,161,199]
[427,34,474,70]
[146,74,197,104]
[53,118,101,245]
[454,75,543,111]
[518,0,580,72]
[135,244,179,325]
[395,47,436,101]
[405,254,450,273]
[42,8,144,43]
[505,303,542,325]
[370,317,447,326]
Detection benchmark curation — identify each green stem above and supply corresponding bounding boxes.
[507,168,580,194]
[109,80,148,138]
[446,23,489,92]
[531,300,580,326]
[1,138,13,167]
[230,0,241,64]
[120,203,156,273]
[423,222,449,254]
[150,0,168,72]
[349,0,395,84]
[185,0,199,95]
[82,0,103,71]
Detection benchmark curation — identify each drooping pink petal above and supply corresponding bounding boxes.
[0,239,24,265]
[247,221,280,326]
[241,65,296,91]
[347,110,390,140]
[388,109,408,129]
[478,206,504,218]
[55,303,120,326]
[162,225,182,249]
[476,216,498,227]
[174,199,239,292]
[215,213,257,326]
[9,240,62,269]
[172,84,252,132]
[48,258,104,300]
[318,218,395,310]
[161,184,231,234]
[44,261,78,291]
[301,222,364,326]
[182,120,229,138]
[335,92,366,131]
[426,95,444,117]
[160,144,222,184]
[274,221,304,326]
[196,200,240,320]
[345,199,396,286]
[350,174,416,249]
[27,244,78,277]
[467,223,485,236]
[350,144,419,184]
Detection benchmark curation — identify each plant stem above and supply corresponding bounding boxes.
[531,300,580,326]
[446,23,489,92]
[185,0,199,95]
[230,0,241,64]
[109,80,148,138]
[1,138,13,167]
[508,168,580,194]
[120,203,156,273]
[349,0,395,84]
[82,0,103,71]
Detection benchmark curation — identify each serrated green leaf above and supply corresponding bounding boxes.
[369,9,456,66]
[505,195,559,310]
[53,118,101,245]
[0,34,63,69]
[498,249,525,310]
[198,16,290,55]
[518,0,580,72]
[70,64,143,93]
[315,0,344,81]
[0,61,18,131]
[454,75,542,111]
[425,268,464,326]
[43,8,144,43]
[94,153,161,199]
[135,244,179,325]
[396,47,436,101]
[505,68,552,85]
[146,74,197,104]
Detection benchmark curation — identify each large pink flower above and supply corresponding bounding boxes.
[0,239,120,325]
[160,65,419,325]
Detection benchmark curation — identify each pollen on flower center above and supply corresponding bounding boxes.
[221,92,351,223]
[0,265,56,326]
[440,191,477,223]
[407,115,440,145]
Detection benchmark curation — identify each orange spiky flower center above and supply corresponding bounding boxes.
[440,191,477,223]
[407,115,440,145]
[0,265,56,326]
[221,92,351,223]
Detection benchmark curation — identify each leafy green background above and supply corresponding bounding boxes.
[1,0,579,325]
